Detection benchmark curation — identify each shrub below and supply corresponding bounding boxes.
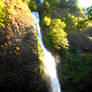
[43,16,51,26]
[47,19,68,49]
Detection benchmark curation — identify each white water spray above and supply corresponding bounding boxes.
[32,12,61,92]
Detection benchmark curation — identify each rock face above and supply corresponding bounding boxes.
[67,28,92,52]
[0,0,41,92]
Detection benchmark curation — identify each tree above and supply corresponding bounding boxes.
[60,0,84,16]
[28,0,38,11]
[87,6,92,20]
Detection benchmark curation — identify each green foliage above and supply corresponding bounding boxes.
[60,0,68,9]
[28,0,38,11]
[59,49,90,86]
[60,0,84,15]
[87,7,92,20]
[47,19,68,49]
[57,46,92,92]
[76,7,92,30]
[62,13,78,30]
[61,13,89,30]
[0,0,8,47]
[43,0,50,8]
[38,38,43,62]
[43,16,51,26]
[62,13,75,30]
[39,0,51,17]
[77,17,88,30]
[47,0,60,8]
[0,0,8,28]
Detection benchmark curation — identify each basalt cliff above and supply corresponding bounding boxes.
[0,0,43,92]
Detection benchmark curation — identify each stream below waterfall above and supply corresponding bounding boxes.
[32,12,61,92]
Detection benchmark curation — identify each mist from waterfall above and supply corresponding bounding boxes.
[32,12,61,92]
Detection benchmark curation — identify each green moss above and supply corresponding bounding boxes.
[0,0,8,28]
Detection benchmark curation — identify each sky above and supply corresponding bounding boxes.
[78,0,92,8]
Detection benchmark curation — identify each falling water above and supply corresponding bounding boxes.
[32,12,61,92]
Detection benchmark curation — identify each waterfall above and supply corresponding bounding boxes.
[32,12,61,92]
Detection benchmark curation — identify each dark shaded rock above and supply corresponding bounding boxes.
[67,28,92,52]
[0,0,46,92]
